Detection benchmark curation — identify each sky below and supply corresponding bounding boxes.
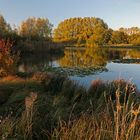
[0,0,140,29]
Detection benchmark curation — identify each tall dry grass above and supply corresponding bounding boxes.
[52,83,140,140]
[0,77,139,140]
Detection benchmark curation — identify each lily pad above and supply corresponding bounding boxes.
[44,66,108,77]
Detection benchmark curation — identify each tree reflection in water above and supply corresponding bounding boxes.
[18,47,140,76]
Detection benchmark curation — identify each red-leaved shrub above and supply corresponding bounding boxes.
[0,39,19,77]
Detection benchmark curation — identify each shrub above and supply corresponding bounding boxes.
[0,39,20,77]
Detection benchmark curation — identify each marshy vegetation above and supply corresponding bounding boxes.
[0,74,140,139]
[0,13,140,139]
[0,37,140,139]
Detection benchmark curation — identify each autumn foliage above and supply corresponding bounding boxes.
[0,39,19,77]
[53,17,110,45]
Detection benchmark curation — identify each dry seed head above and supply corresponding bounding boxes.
[116,104,122,111]
[116,89,120,98]
[30,92,38,102]
[25,92,38,109]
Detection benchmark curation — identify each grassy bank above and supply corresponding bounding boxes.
[0,74,140,140]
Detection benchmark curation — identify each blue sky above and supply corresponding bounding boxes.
[0,0,140,29]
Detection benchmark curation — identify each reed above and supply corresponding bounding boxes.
[0,75,139,140]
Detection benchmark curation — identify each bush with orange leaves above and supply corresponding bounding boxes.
[0,39,20,77]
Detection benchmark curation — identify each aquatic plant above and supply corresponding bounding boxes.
[44,66,108,77]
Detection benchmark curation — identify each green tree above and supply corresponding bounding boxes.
[19,17,53,40]
[0,14,12,38]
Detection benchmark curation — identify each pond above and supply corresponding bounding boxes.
[19,47,140,89]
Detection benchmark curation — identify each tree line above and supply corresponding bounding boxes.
[0,15,53,41]
[54,17,140,46]
[0,14,140,46]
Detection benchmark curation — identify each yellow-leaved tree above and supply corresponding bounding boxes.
[53,17,111,46]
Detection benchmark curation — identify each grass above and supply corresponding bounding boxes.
[0,74,139,140]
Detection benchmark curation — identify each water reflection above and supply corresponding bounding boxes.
[18,47,140,73]
[58,47,140,68]
[18,53,64,73]
[58,47,107,67]
[18,47,140,88]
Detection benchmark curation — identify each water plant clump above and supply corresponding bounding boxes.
[44,66,108,77]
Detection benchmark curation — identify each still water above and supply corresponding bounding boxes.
[19,47,140,89]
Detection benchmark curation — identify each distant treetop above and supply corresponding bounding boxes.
[53,17,110,45]
[119,27,140,35]
[19,17,53,40]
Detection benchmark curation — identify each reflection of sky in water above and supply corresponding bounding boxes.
[70,62,140,89]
